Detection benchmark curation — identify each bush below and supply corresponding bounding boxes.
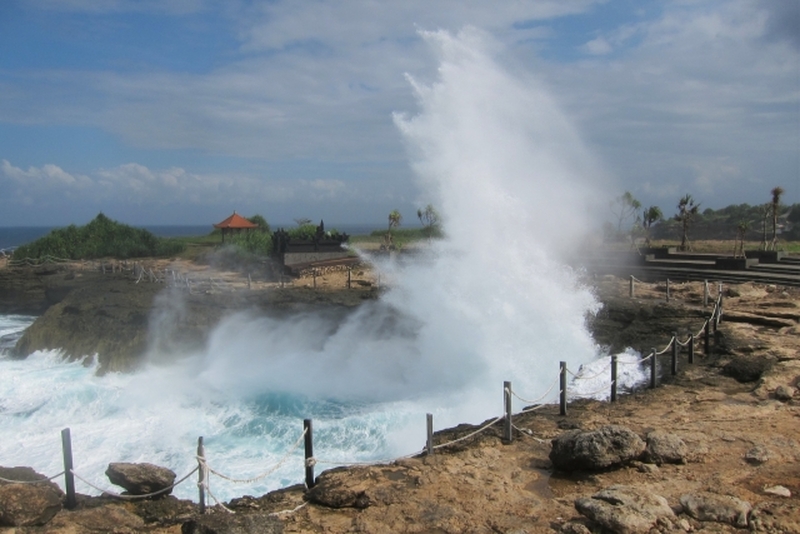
[229,230,273,256]
[11,213,186,260]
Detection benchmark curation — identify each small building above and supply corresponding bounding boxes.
[213,211,259,243]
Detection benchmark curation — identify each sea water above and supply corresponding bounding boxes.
[0,28,647,502]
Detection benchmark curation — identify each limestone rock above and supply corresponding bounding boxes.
[574,484,675,534]
[45,503,146,533]
[763,485,791,498]
[0,482,63,527]
[550,425,646,471]
[306,467,373,509]
[679,492,751,528]
[106,462,177,496]
[644,430,687,465]
[181,512,283,534]
[775,385,796,401]
[744,445,771,465]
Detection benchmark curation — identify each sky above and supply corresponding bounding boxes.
[0,0,798,228]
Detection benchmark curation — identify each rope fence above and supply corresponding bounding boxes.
[2,275,725,514]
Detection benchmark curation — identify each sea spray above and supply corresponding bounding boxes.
[0,28,630,502]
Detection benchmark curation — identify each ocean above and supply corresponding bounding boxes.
[0,224,382,253]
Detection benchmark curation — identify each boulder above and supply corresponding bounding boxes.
[679,492,751,528]
[744,445,771,465]
[644,430,687,465]
[550,425,646,471]
[181,512,284,534]
[0,483,63,527]
[44,503,146,533]
[574,484,675,534]
[106,462,177,496]
[775,385,796,401]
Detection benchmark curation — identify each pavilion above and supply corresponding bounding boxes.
[213,211,259,243]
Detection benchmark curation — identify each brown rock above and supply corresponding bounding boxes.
[106,462,177,496]
[0,483,63,526]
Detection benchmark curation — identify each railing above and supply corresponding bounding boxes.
[2,278,725,515]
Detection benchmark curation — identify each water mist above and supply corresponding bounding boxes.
[0,28,613,501]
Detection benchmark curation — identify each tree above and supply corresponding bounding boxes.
[247,214,270,233]
[416,204,440,239]
[675,194,700,251]
[734,220,749,258]
[609,191,642,236]
[641,206,663,247]
[388,209,402,231]
[294,217,312,227]
[759,203,771,251]
[769,186,784,251]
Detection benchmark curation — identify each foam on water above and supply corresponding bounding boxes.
[0,28,635,502]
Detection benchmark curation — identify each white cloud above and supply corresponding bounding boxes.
[583,36,612,55]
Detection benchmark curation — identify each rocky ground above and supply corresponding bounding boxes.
[0,259,798,533]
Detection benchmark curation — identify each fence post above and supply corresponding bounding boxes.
[704,316,711,355]
[703,280,709,307]
[650,348,657,389]
[61,428,76,510]
[629,275,634,298]
[304,419,315,489]
[247,273,252,290]
[503,381,513,443]
[610,355,618,402]
[313,269,317,289]
[671,332,678,376]
[688,333,695,364]
[197,437,206,514]
[666,278,670,302]
[426,413,433,455]
[347,268,351,289]
[559,362,567,416]
[718,287,724,324]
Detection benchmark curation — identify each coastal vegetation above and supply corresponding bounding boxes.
[11,213,186,260]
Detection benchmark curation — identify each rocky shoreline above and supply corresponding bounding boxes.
[1,262,799,533]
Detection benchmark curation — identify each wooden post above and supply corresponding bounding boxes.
[666,278,670,302]
[610,355,618,402]
[629,275,634,298]
[247,273,252,290]
[61,428,76,510]
[703,280,709,307]
[503,381,513,443]
[704,316,711,355]
[559,362,567,416]
[347,268,351,289]
[688,333,695,364]
[197,437,206,514]
[718,287,724,324]
[312,269,317,289]
[671,332,678,376]
[426,413,433,455]
[650,348,657,389]
[304,419,315,489]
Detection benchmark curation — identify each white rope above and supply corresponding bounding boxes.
[621,351,653,365]
[314,447,424,468]
[675,335,692,348]
[268,502,308,517]
[200,481,235,514]
[696,320,708,338]
[202,429,307,484]
[520,390,562,413]
[0,471,65,484]
[510,424,549,443]
[432,415,504,450]
[70,466,198,500]
[507,373,560,404]
[567,359,612,381]
[655,337,675,356]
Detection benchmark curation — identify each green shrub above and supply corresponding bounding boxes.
[11,213,186,260]
[230,230,273,256]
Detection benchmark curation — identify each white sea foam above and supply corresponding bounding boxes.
[0,29,641,502]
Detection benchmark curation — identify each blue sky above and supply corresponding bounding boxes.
[0,0,797,227]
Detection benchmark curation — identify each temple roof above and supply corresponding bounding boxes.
[213,212,259,229]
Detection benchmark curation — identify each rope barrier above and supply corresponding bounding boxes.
[566,359,612,381]
[510,424,549,443]
[268,502,308,517]
[674,335,692,348]
[0,471,65,484]
[200,429,307,484]
[507,374,560,404]
[655,337,675,356]
[432,415,504,450]
[69,466,199,500]
[200,480,235,514]
[520,390,562,413]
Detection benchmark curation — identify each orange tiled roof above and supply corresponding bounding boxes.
[213,212,259,229]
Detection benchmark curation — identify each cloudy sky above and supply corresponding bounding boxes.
[0,0,797,228]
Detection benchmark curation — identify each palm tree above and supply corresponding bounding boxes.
[417,204,440,239]
[770,186,784,251]
[734,220,749,258]
[388,210,402,231]
[641,206,663,247]
[675,194,700,251]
